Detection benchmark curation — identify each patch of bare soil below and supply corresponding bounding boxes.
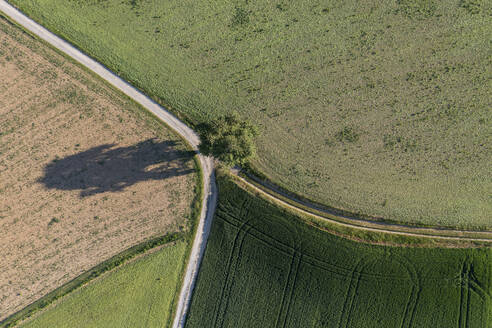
[0,18,196,320]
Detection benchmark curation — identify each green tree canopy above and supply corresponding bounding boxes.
[197,114,258,166]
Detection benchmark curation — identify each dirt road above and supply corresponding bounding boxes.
[234,174,492,243]
[1,0,489,326]
[0,2,216,327]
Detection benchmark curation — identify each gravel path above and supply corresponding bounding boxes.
[1,0,489,326]
[0,2,216,327]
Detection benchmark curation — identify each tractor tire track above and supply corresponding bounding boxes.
[338,261,363,328]
[279,252,302,328]
[213,200,252,328]
[399,258,421,328]
[458,262,470,328]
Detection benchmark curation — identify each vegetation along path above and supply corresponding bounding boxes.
[0,0,489,326]
[0,2,216,327]
[6,0,491,228]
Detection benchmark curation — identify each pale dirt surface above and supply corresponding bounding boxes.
[0,17,196,320]
[0,5,216,327]
[1,3,489,327]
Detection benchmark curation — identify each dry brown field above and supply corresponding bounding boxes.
[0,16,196,320]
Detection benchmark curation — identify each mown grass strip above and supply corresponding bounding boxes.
[240,167,492,241]
[185,172,492,328]
[20,241,188,328]
[0,233,183,328]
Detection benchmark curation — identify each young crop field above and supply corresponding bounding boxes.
[0,16,197,320]
[185,174,492,328]
[19,241,187,328]
[8,0,491,228]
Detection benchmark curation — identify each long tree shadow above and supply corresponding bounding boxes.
[39,139,195,197]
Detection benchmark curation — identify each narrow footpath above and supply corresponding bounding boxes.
[1,1,490,326]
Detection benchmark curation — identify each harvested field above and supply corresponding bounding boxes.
[20,241,187,328]
[186,174,491,327]
[8,0,492,228]
[0,16,196,320]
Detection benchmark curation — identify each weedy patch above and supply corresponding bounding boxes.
[231,7,249,27]
[336,126,360,143]
[459,0,490,14]
[397,0,436,19]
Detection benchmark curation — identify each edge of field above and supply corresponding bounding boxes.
[1,2,489,325]
[4,0,490,233]
[242,164,492,234]
[0,235,180,328]
[186,171,492,328]
[0,11,205,328]
[0,159,203,328]
[167,155,204,328]
[14,241,180,327]
[3,0,198,129]
[223,168,491,248]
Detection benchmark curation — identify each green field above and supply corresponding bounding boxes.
[20,241,187,328]
[185,174,491,327]
[8,0,491,228]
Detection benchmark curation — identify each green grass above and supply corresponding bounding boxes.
[185,174,491,328]
[0,14,204,326]
[20,241,187,328]
[7,0,491,228]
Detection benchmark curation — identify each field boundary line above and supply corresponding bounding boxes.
[0,234,182,328]
[0,3,216,328]
[2,1,490,326]
[232,173,492,244]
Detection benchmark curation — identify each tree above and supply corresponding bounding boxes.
[197,113,258,166]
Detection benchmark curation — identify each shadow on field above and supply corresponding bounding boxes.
[39,138,194,197]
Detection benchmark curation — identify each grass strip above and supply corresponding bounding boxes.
[0,233,183,328]
[230,168,489,247]
[241,165,492,239]
[21,241,188,328]
[186,172,492,328]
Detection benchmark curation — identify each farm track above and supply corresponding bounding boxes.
[0,3,216,327]
[1,1,491,327]
[234,174,492,243]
